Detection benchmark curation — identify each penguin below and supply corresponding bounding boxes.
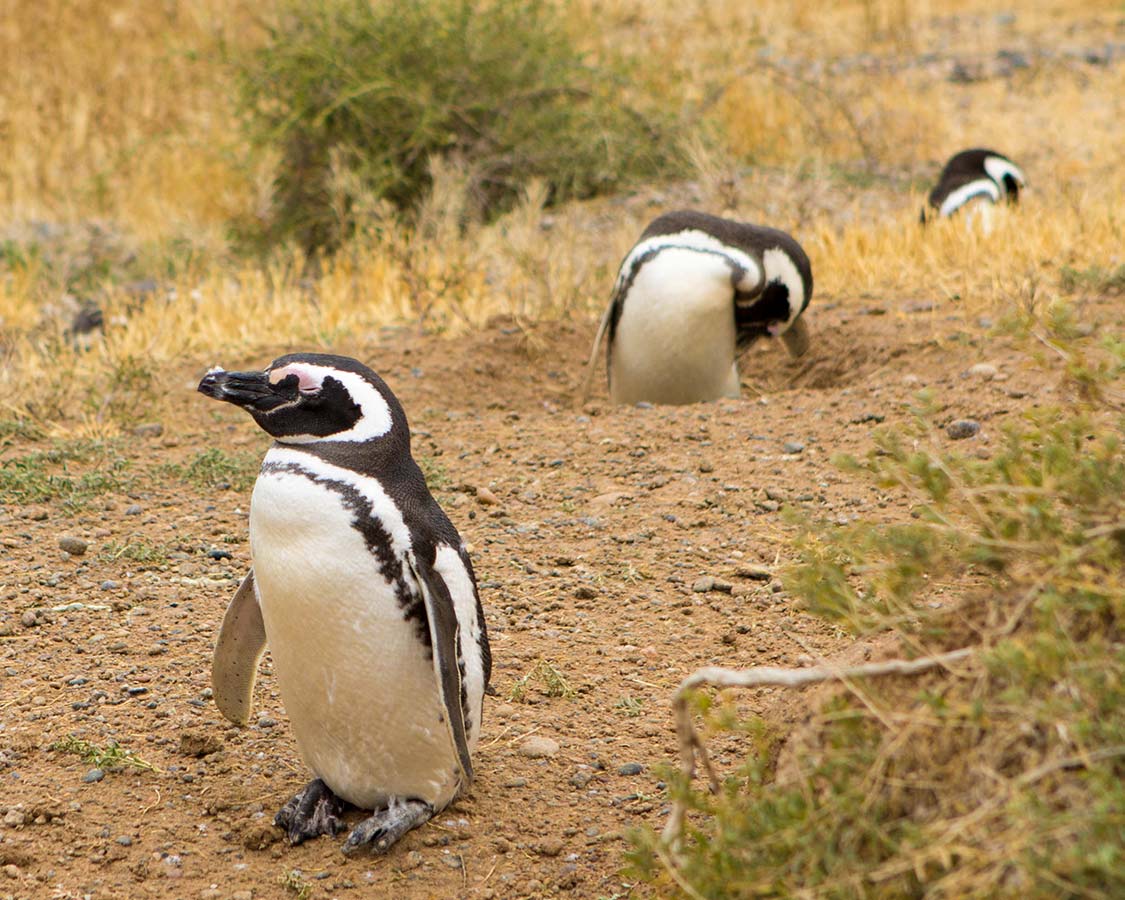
[197,352,490,854]
[583,210,813,406]
[922,148,1026,226]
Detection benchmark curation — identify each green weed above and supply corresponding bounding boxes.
[508,659,575,702]
[0,442,130,507]
[278,869,312,900]
[51,735,158,773]
[162,447,259,492]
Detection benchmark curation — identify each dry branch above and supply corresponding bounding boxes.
[662,648,974,846]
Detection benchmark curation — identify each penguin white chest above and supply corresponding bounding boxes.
[249,464,458,810]
[610,249,740,405]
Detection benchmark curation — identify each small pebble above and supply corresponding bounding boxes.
[207,549,233,560]
[125,504,143,516]
[116,835,133,846]
[2,809,25,827]
[132,423,164,438]
[2,864,19,879]
[82,769,105,783]
[100,581,119,591]
[691,576,714,593]
[58,536,88,556]
[968,363,998,380]
[617,763,643,776]
[20,611,37,629]
[946,419,981,440]
[782,441,805,454]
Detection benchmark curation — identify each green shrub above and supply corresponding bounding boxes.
[235,0,680,252]
[631,342,1125,897]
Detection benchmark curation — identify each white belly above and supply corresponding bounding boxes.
[610,250,740,405]
[250,467,459,809]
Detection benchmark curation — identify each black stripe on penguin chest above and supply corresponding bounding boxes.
[260,460,431,652]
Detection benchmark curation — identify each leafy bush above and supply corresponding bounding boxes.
[236,0,679,252]
[631,339,1125,897]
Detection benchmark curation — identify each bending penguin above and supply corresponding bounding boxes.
[584,210,813,405]
[922,148,1026,227]
[198,352,490,854]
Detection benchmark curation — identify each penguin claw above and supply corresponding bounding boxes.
[275,778,347,845]
[341,799,433,855]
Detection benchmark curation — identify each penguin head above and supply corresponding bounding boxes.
[198,352,403,444]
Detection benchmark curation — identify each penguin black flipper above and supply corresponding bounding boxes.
[408,554,474,785]
[212,570,267,726]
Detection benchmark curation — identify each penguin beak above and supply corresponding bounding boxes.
[198,367,293,412]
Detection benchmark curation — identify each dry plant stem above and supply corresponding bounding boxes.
[662,648,974,846]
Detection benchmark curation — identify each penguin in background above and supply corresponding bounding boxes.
[198,352,490,854]
[922,148,1027,229]
[583,210,813,405]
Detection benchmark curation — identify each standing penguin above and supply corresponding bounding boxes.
[923,148,1026,224]
[584,210,813,405]
[197,353,490,854]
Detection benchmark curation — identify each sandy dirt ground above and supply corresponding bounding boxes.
[0,297,1091,899]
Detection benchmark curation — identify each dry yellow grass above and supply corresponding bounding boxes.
[1,0,1122,434]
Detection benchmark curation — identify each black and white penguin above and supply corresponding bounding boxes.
[923,148,1026,225]
[197,353,490,854]
[584,210,813,405]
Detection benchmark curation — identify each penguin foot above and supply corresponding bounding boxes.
[341,798,433,855]
[275,778,347,845]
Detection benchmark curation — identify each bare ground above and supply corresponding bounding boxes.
[0,298,1089,900]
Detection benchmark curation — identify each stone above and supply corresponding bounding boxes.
[132,423,164,438]
[946,419,981,440]
[2,809,25,827]
[58,536,88,556]
[782,441,805,454]
[476,487,500,506]
[691,577,714,593]
[968,363,998,380]
[178,731,223,758]
[617,763,643,776]
[519,736,560,758]
[82,769,105,783]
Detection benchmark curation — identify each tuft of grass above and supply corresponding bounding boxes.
[279,869,313,900]
[99,540,173,565]
[1060,263,1125,295]
[162,448,260,492]
[616,696,645,718]
[51,735,158,773]
[508,659,576,702]
[233,0,680,252]
[0,442,131,507]
[631,333,1125,897]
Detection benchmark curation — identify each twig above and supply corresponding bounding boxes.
[662,648,974,847]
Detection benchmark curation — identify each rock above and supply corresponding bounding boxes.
[231,892,253,900]
[946,419,981,440]
[617,763,643,776]
[58,536,88,556]
[2,809,25,827]
[178,731,223,758]
[782,441,805,454]
[735,565,772,581]
[691,577,714,593]
[200,889,222,900]
[100,581,119,591]
[125,504,143,516]
[20,611,37,629]
[476,487,500,506]
[132,423,164,438]
[536,838,564,857]
[574,586,597,600]
[3,864,19,879]
[82,769,105,783]
[519,736,560,758]
[968,363,998,380]
[569,770,593,789]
